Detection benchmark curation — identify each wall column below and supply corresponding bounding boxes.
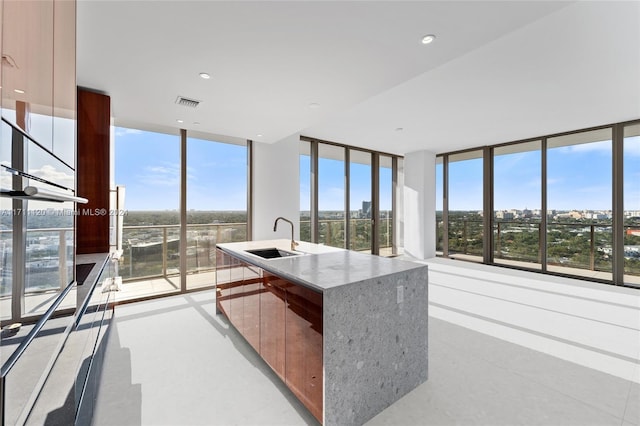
[403,150,436,260]
[252,134,300,241]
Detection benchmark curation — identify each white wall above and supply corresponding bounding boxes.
[252,134,300,241]
[252,137,437,256]
[403,149,436,260]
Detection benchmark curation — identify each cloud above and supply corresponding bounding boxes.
[28,165,75,189]
[494,152,529,170]
[624,136,640,156]
[555,140,611,155]
[576,185,611,195]
[525,178,542,188]
[115,128,143,137]
[137,163,180,186]
[546,178,563,185]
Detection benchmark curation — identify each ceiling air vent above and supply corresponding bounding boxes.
[175,96,200,108]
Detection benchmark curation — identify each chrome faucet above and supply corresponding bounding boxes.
[273,217,299,251]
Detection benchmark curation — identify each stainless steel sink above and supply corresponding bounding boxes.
[245,247,302,259]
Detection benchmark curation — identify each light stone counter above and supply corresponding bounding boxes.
[216,239,429,426]
[217,239,423,292]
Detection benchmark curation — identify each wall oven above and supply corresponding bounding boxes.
[1,111,87,425]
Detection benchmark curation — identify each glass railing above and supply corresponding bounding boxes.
[624,225,640,278]
[299,219,311,243]
[494,221,541,265]
[120,222,247,281]
[436,214,444,253]
[546,222,613,273]
[299,218,393,252]
[378,212,393,252]
[350,219,371,252]
[444,219,640,278]
[318,219,346,248]
[0,227,73,297]
[448,219,484,257]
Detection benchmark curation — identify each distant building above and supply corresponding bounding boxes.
[362,201,372,218]
[586,212,608,220]
[570,211,583,219]
[555,211,582,220]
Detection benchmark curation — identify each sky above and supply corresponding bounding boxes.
[438,136,640,212]
[115,127,247,211]
[116,127,393,213]
[300,155,393,212]
[114,126,639,213]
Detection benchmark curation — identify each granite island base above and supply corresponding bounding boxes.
[215,240,428,426]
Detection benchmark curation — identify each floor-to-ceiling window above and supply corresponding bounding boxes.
[379,155,394,256]
[547,129,612,280]
[114,127,249,300]
[300,137,403,255]
[447,150,483,262]
[299,141,311,243]
[493,141,542,269]
[435,156,444,255]
[115,128,181,298]
[186,136,247,290]
[395,157,404,255]
[349,149,372,252]
[437,120,638,287]
[623,123,640,286]
[318,144,346,249]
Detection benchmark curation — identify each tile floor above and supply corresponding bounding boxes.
[92,259,640,426]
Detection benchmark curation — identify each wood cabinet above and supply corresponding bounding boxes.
[1,0,76,161]
[285,281,323,421]
[214,249,235,318]
[260,272,286,380]
[215,248,323,423]
[242,263,261,352]
[77,88,110,254]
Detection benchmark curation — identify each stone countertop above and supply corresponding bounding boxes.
[217,239,426,292]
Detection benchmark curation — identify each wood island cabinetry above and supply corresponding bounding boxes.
[215,248,323,422]
[216,240,428,426]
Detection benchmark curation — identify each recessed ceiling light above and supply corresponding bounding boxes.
[421,34,436,45]
[395,127,404,132]
[199,72,211,79]
[176,119,184,123]
[193,121,200,125]
[257,134,263,138]
[309,103,320,109]
[14,88,25,94]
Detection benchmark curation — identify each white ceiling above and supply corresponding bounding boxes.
[77,1,640,155]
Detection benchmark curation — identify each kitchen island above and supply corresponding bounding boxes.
[215,239,428,426]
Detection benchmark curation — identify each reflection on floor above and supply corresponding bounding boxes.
[94,259,639,425]
[0,271,216,324]
[0,287,77,323]
[113,271,216,304]
[421,257,640,384]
